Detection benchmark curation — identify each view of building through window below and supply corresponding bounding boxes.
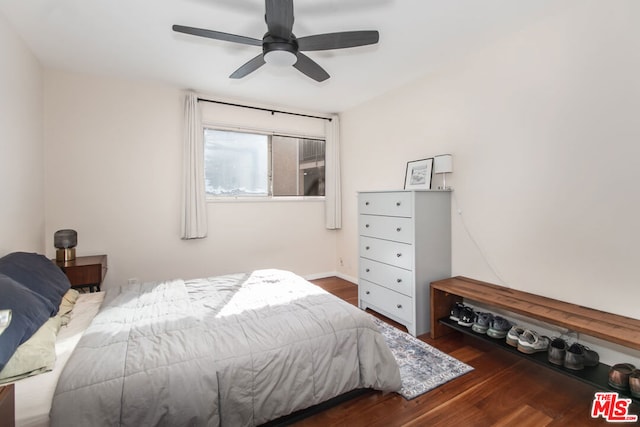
[204,128,325,197]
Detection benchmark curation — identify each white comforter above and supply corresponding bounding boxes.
[50,270,401,426]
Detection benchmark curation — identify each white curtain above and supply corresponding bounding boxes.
[324,115,342,229]
[180,92,208,239]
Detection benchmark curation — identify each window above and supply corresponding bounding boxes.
[204,128,325,198]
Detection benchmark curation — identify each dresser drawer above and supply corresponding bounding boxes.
[359,215,414,243]
[359,258,413,297]
[360,236,413,270]
[358,192,412,217]
[359,280,412,323]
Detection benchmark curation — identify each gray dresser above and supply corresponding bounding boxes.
[358,190,451,336]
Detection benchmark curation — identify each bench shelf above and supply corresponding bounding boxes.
[431,276,640,401]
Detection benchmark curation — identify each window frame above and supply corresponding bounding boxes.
[203,125,326,202]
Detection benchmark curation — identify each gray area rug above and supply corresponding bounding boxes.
[375,318,474,400]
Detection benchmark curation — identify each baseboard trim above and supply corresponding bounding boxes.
[336,272,357,284]
[303,271,338,281]
[303,271,358,285]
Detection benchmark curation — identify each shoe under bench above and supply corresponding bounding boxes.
[430,276,640,399]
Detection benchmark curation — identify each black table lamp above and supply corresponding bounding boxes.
[54,229,77,262]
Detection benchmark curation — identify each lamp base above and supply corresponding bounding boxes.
[56,248,76,262]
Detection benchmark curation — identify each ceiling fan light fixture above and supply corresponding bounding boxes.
[173,0,379,81]
[264,49,297,67]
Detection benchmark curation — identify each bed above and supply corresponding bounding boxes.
[1,252,401,426]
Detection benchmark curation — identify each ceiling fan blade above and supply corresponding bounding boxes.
[230,54,266,79]
[298,31,379,51]
[293,53,329,82]
[173,25,262,46]
[265,0,294,40]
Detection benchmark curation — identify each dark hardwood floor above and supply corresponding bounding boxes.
[299,277,638,426]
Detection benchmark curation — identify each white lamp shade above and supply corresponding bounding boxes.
[433,154,453,174]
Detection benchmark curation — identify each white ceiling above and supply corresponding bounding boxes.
[0,0,558,113]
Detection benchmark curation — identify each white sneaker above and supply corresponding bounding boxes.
[506,326,525,347]
[517,329,550,354]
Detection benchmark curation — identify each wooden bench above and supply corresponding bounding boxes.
[430,276,640,351]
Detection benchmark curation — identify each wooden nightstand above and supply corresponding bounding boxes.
[55,255,107,293]
[0,384,15,427]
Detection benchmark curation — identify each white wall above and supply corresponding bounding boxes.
[0,14,44,254]
[43,70,337,288]
[338,1,640,364]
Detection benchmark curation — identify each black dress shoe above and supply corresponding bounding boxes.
[564,343,599,370]
[548,337,567,366]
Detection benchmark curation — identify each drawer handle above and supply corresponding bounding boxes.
[396,253,402,257]
[365,201,370,206]
[396,227,402,232]
[396,304,403,309]
[396,201,401,206]
[396,278,402,283]
[365,268,370,273]
[365,246,370,250]
[365,224,370,228]
[365,291,370,295]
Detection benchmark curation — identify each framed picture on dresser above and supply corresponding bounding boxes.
[404,158,433,189]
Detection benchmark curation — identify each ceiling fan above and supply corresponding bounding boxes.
[173,0,379,82]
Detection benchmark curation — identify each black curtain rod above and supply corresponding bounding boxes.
[197,98,332,122]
